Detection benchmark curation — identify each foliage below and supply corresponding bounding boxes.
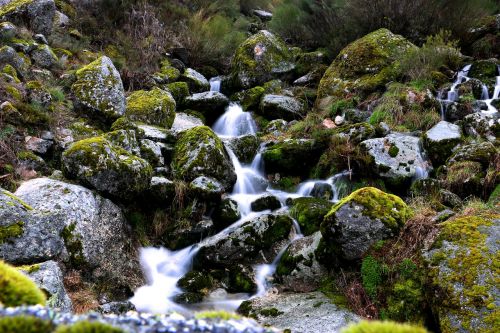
[0,316,54,333]
[341,320,428,333]
[0,260,46,307]
[361,256,383,299]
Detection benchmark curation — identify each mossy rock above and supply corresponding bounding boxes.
[0,260,46,307]
[0,0,56,36]
[0,316,54,333]
[442,161,484,199]
[71,56,125,120]
[152,59,181,84]
[468,60,499,86]
[125,87,176,128]
[231,86,265,111]
[423,213,499,333]
[423,121,463,166]
[177,270,213,293]
[290,197,333,236]
[262,139,322,177]
[213,197,241,230]
[320,187,411,261]
[165,81,189,103]
[62,136,152,199]
[316,28,415,108]
[172,126,236,190]
[231,30,295,89]
[55,321,124,333]
[341,320,428,333]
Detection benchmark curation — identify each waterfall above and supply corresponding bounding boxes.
[210,77,221,92]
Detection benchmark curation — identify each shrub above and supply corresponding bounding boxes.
[55,321,124,333]
[0,316,54,333]
[0,260,46,307]
[341,320,428,333]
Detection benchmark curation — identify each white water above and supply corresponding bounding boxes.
[438,64,500,119]
[209,77,221,92]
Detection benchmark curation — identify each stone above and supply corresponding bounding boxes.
[290,197,333,236]
[259,94,305,121]
[171,112,204,134]
[25,136,52,154]
[262,139,321,177]
[320,187,411,261]
[423,121,462,165]
[140,139,164,167]
[252,9,273,21]
[103,129,140,156]
[125,88,176,128]
[19,260,72,312]
[0,45,29,74]
[250,194,281,212]
[232,30,295,89]
[0,21,16,39]
[183,91,229,124]
[239,292,359,333]
[447,141,497,166]
[189,176,224,201]
[361,133,431,187]
[212,197,241,230]
[180,68,209,93]
[223,134,260,164]
[462,112,500,142]
[0,0,56,36]
[231,86,265,111]
[61,136,152,199]
[71,56,125,120]
[53,10,69,27]
[148,176,175,202]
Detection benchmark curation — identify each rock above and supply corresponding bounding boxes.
[423,215,499,333]
[231,86,265,111]
[19,261,72,312]
[180,68,209,93]
[172,126,236,190]
[0,21,16,39]
[71,56,125,120]
[0,0,56,36]
[102,129,141,156]
[148,176,175,202]
[239,292,359,333]
[223,135,260,164]
[259,94,305,121]
[335,123,375,144]
[276,232,327,292]
[442,161,485,199]
[152,59,180,84]
[212,197,241,230]
[468,59,498,86]
[439,189,463,208]
[310,183,334,200]
[98,301,135,315]
[457,78,486,100]
[232,30,295,89]
[25,136,52,154]
[140,139,164,167]
[423,121,462,165]
[125,88,176,128]
[167,217,216,250]
[290,197,333,236]
[316,29,415,107]
[252,9,272,21]
[26,80,51,106]
[183,91,229,124]
[250,194,281,212]
[137,124,175,143]
[361,133,431,187]
[189,176,224,201]
[61,136,152,199]
[334,115,344,126]
[15,178,141,287]
[0,45,29,74]
[262,139,321,177]
[53,10,69,28]
[447,141,497,166]
[165,81,189,103]
[321,187,411,261]
[30,44,58,69]
[194,213,294,268]
[462,112,500,141]
[264,119,288,136]
[171,112,204,134]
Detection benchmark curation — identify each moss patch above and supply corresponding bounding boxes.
[0,260,46,307]
[0,316,54,333]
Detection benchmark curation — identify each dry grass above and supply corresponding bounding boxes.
[337,270,378,319]
[63,270,99,314]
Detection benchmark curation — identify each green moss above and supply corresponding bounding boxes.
[165,81,189,102]
[324,187,412,231]
[177,271,213,292]
[232,86,265,110]
[194,311,241,321]
[16,263,41,274]
[0,316,54,333]
[341,320,428,333]
[361,256,383,299]
[125,87,176,128]
[388,144,399,158]
[290,197,333,236]
[0,0,34,17]
[55,321,124,333]
[60,223,85,267]
[488,184,500,206]
[276,248,304,276]
[229,268,256,293]
[0,260,46,307]
[2,64,19,82]
[0,221,24,244]
[1,189,33,210]
[259,308,283,317]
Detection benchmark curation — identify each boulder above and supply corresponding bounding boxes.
[25,136,52,155]
[71,56,125,120]
[165,81,189,103]
[231,86,265,111]
[239,292,359,333]
[468,59,498,86]
[320,187,411,261]
[212,197,241,230]
[423,215,499,333]
[19,261,72,312]
[194,213,294,268]
[167,217,216,250]
[172,126,236,190]
[0,21,16,40]
[262,139,321,177]
[361,133,431,187]
[139,139,164,167]
[290,197,333,236]
[462,112,500,141]
[423,121,462,165]
[102,129,140,156]
[276,232,327,292]
[259,94,305,121]
[171,112,204,134]
[447,141,497,166]
[179,68,209,93]
[30,44,58,69]
[223,135,260,164]
[183,91,229,124]
[316,29,415,107]
[61,136,152,199]
[0,45,29,74]
[250,194,281,212]
[232,30,295,89]
[125,88,176,128]
[148,176,175,202]
[0,0,56,36]
[189,176,224,201]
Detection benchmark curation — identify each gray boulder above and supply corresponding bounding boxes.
[189,176,224,201]
[361,133,431,186]
[19,260,72,312]
[0,45,29,74]
[239,292,359,333]
[71,56,126,120]
[259,94,305,121]
[0,0,56,36]
[180,68,209,93]
[140,139,164,167]
[183,91,229,123]
[250,194,281,212]
[171,112,204,134]
[447,141,498,166]
[30,44,58,68]
[463,112,500,142]
[423,121,462,165]
[223,135,260,164]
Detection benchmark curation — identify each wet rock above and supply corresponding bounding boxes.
[232,30,295,89]
[361,133,431,188]
[71,56,125,120]
[180,68,210,93]
[98,301,135,315]
[195,213,294,268]
[167,217,216,250]
[310,183,334,200]
[321,187,411,261]
[462,112,500,141]
[125,88,176,129]
[262,139,321,177]
[183,91,229,124]
[290,197,333,236]
[239,292,359,333]
[276,232,327,292]
[0,0,56,36]
[140,139,164,167]
[19,260,72,312]
[212,197,241,230]
[264,119,288,136]
[189,176,224,201]
[259,95,305,121]
[223,135,260,164]
[232,86,265,111]
[250,194,281,212]
[423,121,462,165]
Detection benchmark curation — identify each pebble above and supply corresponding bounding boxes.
[0,306,279,333]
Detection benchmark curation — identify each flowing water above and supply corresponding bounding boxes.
[131,78,351,314]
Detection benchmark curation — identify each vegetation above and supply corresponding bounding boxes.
[0,260,46,307]
[0,316,54,333]
[341,320,428,333]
